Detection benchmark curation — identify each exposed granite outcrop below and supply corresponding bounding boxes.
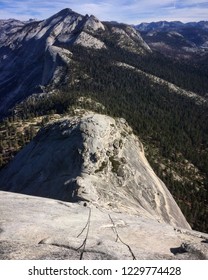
[0,191,207,260]
[0,113,190,229]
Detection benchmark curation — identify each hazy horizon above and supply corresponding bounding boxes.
[0,0,207,24]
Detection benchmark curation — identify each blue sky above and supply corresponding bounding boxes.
[0,0,207,23]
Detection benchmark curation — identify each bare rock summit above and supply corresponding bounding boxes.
[1,112,208,260]
[0,112,189,229]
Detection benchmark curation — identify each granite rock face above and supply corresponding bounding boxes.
[1,113,208,260]
[0,112,190,229]
[0,191,208,260]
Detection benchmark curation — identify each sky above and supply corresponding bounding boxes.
[0,0,207,24]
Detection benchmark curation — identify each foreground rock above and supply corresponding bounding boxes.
[0,191,208,260]
[0,112,189,229]
[1,112,204,260]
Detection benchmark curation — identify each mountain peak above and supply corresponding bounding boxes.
[53,8,74,17]
[45,8,81,23]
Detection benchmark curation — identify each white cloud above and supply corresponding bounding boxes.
[0,0,207,23]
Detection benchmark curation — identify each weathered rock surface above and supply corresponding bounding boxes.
[0,112,189,229]
[0,113,208,260]
[0,191,208,260]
